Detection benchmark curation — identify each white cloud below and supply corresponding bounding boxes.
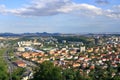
[7,0,103,17]
[0,0,120,18]
[0,5,7,14]
[103,5,120,18]
[9,0,72,16]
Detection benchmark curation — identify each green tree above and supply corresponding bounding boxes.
[31,61,62,80]
[62,69,86,80]
[0,64,9,80]
[12,68,25,80]
[0,49,9,80]
[112,75,120,80]
[62,69,75,80]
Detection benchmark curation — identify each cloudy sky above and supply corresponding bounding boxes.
[0,0,120,33]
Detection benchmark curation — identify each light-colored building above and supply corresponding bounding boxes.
[17,47,25,52]
[80,46,86,52]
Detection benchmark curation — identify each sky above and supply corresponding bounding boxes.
[0,0,120,33]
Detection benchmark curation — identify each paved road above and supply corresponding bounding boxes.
[14,52,36,79]
[3,49,36,80]
[3,50,16,80]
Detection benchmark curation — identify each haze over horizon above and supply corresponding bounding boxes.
[0,0,120,33]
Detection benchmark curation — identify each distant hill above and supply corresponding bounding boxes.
[0,33,21,37]
[0,32,61,37]
[0,32,120,37]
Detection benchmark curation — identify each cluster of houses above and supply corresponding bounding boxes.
[17,39,42,47]
[14,36,120,79]
[16,42,120,77]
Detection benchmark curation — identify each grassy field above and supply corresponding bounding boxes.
[0,48,9,80]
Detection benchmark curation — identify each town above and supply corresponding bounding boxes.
[1,0,120,80]
[0,33,120,80]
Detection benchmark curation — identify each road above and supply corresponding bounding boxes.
[3,48,37,80]
[14,52,36,79]
[3,50,16,80]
